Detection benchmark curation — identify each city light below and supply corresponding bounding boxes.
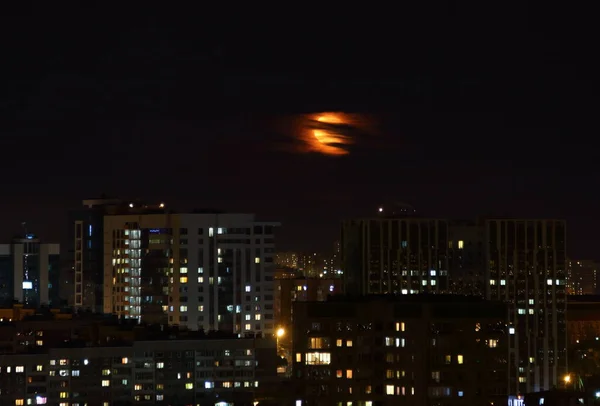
[564,374,571,383]
[276,328,285,338]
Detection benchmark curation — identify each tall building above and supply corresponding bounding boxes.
[567,260,598,295]
[292,295,509,406]
[485,219,568,394]
[103,212,280,335]
[0,234,60,307]
[68,197,160,312]
[341,205,449,295]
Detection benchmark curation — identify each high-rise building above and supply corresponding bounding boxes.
[485,219,567,394]
[0,234,60,307]
[68,197,124,311]
[103,212,280,335]
[341,206,449,295]
[567,260,598,295]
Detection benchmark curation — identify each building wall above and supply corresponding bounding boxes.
[485,219,568,394]
[341,218,450,295]
[0,337,277,405]
[103,213,280,335]
[292,296,509,406]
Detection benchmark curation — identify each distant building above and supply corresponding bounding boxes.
[565,295,600,344]
[274,276,342,329]
[292,295,509,406]
[567,260,598,295]
[103,212,280,335]
[0,234,59,307]
[275,251,298,269]
[341,209,450,295]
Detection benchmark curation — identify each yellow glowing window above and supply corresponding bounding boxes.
[457,355,464,364]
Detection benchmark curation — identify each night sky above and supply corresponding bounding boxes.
[1,5,598,257]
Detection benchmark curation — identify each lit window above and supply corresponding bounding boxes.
[386,384,395,395]
[255,314,261,321]
[444,355,451,364]
[245,285,251,292]
[156,362,164,369]
[36,365,43,371]
[15,366,24,373]
[245,324,251,331]
[346,369,353,379]
[180,276,188,283]
[102,369,110,375]
[198,305,204,312]
[489,280,496,285]
[180,305,188,312]
[457,355,464,364]
[180,267,188,274]
[255,257,261,264]
[59,392,68,399]
[185,383,193,389]
[346,339,353,347]
[304,352,331,365]
[488,339,498,348]
[336,369,343,378]
[509,327,515,334]
[430,270,436,276]
[122,357,128,364]
[396,322,405,332]
[458,240,464,249]
[500,279,506,285]
[102,380,110,387]
[336,339,343,347]
[198,276,204,283]
[15,400,24,406]
[295,353,302,362]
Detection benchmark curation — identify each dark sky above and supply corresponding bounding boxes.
[1,5,598,257]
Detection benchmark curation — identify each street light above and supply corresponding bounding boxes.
[276,328,285,338]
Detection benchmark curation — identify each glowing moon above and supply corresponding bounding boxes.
[307,113,352,155]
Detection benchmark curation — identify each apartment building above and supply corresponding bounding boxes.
[103,212,280,335]
[292,295,509,406]
[0,336,277,406]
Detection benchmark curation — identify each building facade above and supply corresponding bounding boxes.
[69,197,124,312]
[0,235,60,307]
[341,214,450,295]
[292,295,509,406]
[485,219,568,394]
[0,336,277,406]
[103,212,280,335]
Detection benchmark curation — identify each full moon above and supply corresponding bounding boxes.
[306,112,353,155]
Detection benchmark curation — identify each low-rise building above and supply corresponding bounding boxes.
[0,334,277,405]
